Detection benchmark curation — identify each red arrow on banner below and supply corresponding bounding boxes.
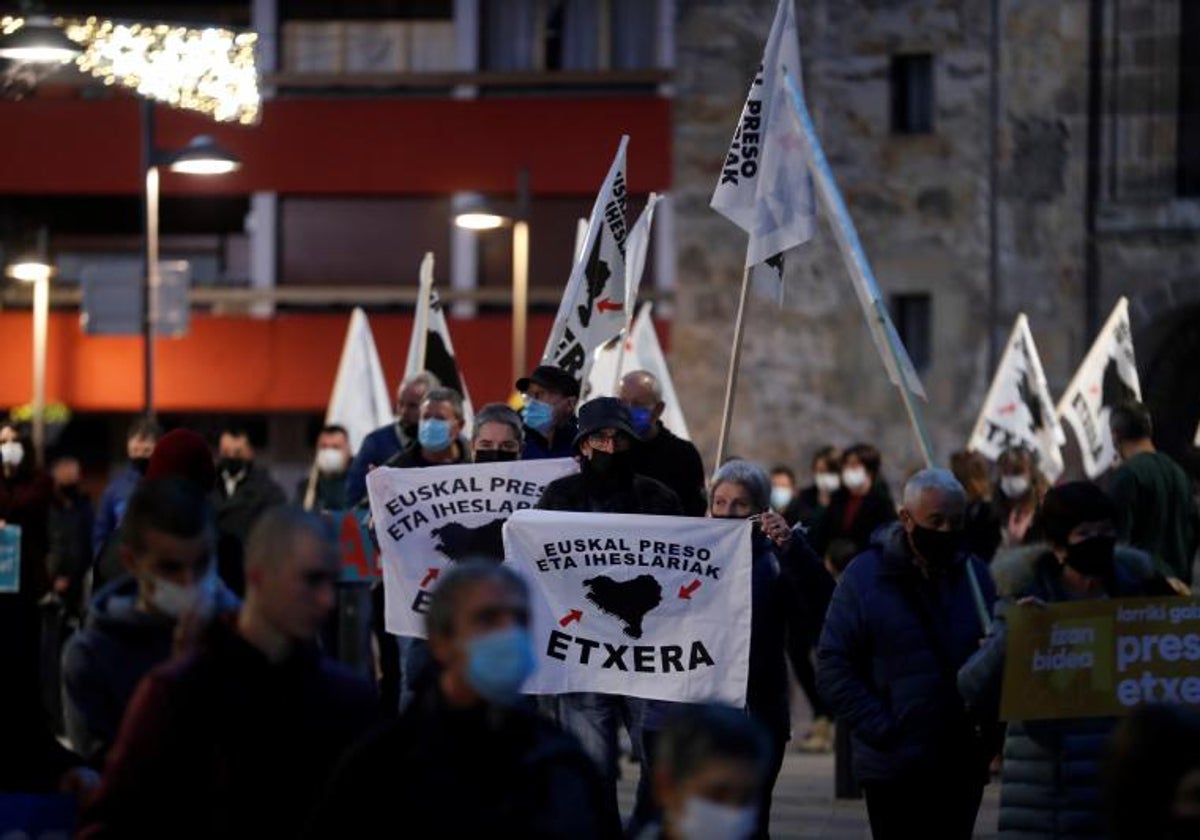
[596,298,624,314]
[678,580,702,600]
[997,402,1017,415]
[559,609,583,627]
[420,568,440,588]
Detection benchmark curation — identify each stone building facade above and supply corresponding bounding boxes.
[670,0,1200,481]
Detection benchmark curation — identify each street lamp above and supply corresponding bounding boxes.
[453,170,530,385]
[0,16,82,63]
[5,233,53,467]
[142,108,240,414]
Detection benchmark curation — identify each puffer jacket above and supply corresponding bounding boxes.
[958,544,1173,839]
[817,522,996,783]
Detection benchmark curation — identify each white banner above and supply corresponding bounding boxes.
[1056,297,1141,478]
[503,510,753,706]
[968,314,1066,480]
[367,458,579,638]
[542,136,630,383]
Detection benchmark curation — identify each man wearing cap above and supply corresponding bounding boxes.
[536,397,682,831]
[516,365,580,461]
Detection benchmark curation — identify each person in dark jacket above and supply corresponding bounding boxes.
[783,445,842,529]
[959,481,1178,840]
[62,478,236,765]
[212,426,286,596]
[345,371,439,507]
[306,562,612,839]
[950,449,1002,563]
[80,507,377,840]
[809,442,896,556]
[92,416,158,559]
[707,459,796,838]
[517,364,580,461]
[46,456,94,618]
[818,468,997,840]
[295,424,352,511]
[619,370,707,516]
[537,397,682,831]
[1108,401,1198,587]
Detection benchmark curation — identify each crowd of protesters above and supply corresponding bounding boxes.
[1,363,1198,839]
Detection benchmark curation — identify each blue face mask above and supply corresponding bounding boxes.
[418,418,454,451]
[522,398,555,433]
[629,406,654,438]
[465,625,536,705]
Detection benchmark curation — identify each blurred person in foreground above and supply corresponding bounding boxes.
[1106,704,1200,840]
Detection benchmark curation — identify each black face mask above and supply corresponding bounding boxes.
[474,450,518,464]
[130,457,151,475]
[1064,536,1115,578]
[218,456,248,477]
[585,450,633,482]
[909,524,963,570]
[401,421,419,440]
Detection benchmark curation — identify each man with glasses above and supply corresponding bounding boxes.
[515,365,580,460]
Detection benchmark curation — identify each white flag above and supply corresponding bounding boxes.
[710,0,815,275]
[585,304,692,441]
[502,510,753,705]
[325,307,393,452]
[406,252,475,434]
[367,459,579,638]
[1055,297,1141,478]
[967,315,1066,480]
[542,136,630,383]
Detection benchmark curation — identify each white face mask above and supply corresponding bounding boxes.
[315,446,348,475]
[1000,475,1030,499]
[148,566,219,620]
[677,797,758,840]
[815,472,841,494]
[0,441,24,468]
[770,486,793,510]
[841,466,868,492]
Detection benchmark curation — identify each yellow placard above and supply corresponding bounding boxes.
[1000,597,1200,721]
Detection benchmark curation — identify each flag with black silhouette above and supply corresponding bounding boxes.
[1056,297,1141,478]
[968,314,1066,480]
[710,0,815,297]
[405,252,475,434]
[542,135,630,384]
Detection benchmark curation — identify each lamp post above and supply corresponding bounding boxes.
[141,102,240,414]
[454,169,531,384]
[6,230,53,467]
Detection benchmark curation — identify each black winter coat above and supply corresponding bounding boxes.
[211,464,286,595]
[809,483,897,556]
[536,468,682,516]
[631,425,707,516]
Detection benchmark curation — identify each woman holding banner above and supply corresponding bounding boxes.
[959,482,1178,839]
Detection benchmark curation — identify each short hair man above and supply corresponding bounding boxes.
[818,468,996,840]
[297,424,352,511]
[617,370,707,516]
[81,508,378,839]
[516,364,580,460]
[305,563,611,838]
[471,403,524,463]
[386,387,470,469]
[1108,401,1199,587]
[345,371,440,506]
[213,426,286,596]
[92,416,160,558]
[63,478,235,764]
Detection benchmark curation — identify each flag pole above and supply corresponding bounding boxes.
[301,461,320,511]
[715,264,753,469]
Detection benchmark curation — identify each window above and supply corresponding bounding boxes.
[890,293,932,373]
[1178,2,1200,195]
[482,0,660,73]
[890,53,934,135]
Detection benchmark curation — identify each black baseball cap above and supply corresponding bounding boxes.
[573,397,638,450]
[515,365,580,399]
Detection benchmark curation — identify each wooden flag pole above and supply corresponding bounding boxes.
[715,264,754,470]
[301,460,320,512]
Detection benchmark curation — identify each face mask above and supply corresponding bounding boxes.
[315,447,348,475]
[1064,535,1115,578]
[418,418,454,452]
[770,486,794,510]
[0,441,24,468]
[909,523,963,569]
[218,456,247,477]
[130,456,151,475]
[586,449,632,481]
[400,420,419,440]
[149,565,220,620]
[842,466,868,492]
[521,398,555,433]
[465,625,536,705]
[677,797,758,840]
[474,449,519,464]
[815,472,841,494]
[1000,475,1030,499]
[629,406,654,438]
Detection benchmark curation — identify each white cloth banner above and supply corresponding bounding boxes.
[503,510,753,706]
[367,458,579,638]
[325,307,394,452]
[542,136,630,384]
[968,314,1066,480]
[1055,297,1142,478]
[710,0,815,274]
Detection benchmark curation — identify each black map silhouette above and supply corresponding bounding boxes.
[583,574,663,639]
[1017,368,1044,433]
[423,311,465,398]
[577,233,610,329]
[431,519,506,563]
[1101,355,1137,410]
